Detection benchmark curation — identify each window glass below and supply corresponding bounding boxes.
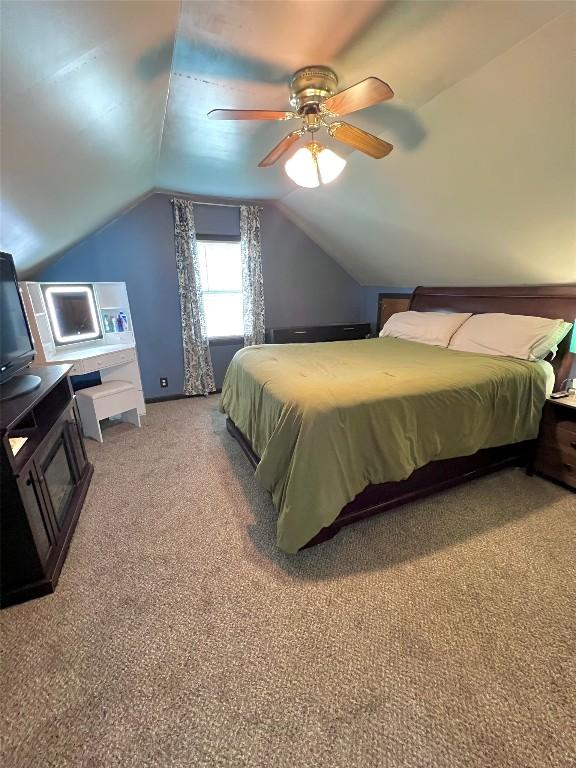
[198,241,243,337]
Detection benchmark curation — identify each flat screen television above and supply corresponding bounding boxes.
[0,252,41,400]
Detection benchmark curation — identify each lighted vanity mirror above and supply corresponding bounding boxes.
[42,284,102,346]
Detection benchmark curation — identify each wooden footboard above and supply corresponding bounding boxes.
[226,417,259,470]
[226,416,534,549]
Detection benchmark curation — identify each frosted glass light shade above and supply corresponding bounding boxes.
[316,148,347,184]
[285,147,320,188]
[284,142,346,188]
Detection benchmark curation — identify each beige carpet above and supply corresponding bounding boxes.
[1,396,575,768]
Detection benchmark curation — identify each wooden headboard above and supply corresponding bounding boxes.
[381,285,576,390]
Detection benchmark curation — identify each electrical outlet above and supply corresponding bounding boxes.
[160,377,168,388]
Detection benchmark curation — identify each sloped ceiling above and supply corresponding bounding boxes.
[1,0,574,283]
[1,0,180,272]
[281,7,576,285]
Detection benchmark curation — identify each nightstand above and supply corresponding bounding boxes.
[532,396,576,490]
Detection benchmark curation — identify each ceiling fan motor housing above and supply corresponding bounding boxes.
[289,66,338,114]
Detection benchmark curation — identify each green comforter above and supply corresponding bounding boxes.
[220,338,547,553]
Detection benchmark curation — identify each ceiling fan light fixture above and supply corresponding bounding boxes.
[284,145,320,188]
[209,68,395,177]
[316,147,347,184]
[284,142,346,188]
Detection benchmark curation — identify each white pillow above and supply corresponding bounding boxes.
[449,313,572,360]
[379,311,472,347]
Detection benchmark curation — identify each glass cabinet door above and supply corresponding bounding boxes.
[39,433,77,530]
[66,406,88,476]
[17,468,55,563]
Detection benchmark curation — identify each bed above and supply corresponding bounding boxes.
[221,286,576,552]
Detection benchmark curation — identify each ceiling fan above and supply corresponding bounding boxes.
[207,66,394,188]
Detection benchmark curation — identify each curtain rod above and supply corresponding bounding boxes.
[192,200,239,208]
[171,198,262,209]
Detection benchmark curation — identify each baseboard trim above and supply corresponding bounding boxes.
[146,390,221,404]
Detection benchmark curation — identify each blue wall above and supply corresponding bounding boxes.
[37,195,183,399]
[36,193,366,396]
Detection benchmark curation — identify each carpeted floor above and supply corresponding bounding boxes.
[1,396,575,768]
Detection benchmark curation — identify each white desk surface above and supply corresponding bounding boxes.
[46,343,135,363]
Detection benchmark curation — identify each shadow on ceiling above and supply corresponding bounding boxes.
[135,0,446,154]
[351,103,426,152]
[137,37,292,86]
[135,0,450,86]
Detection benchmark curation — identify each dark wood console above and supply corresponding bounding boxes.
[266,322,371,344]
[1,365,93,607]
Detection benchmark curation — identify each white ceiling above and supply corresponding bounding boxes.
[1,0,574,283]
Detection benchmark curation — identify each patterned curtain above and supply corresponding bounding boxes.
[240,205,265,346]
[171,198,216,395]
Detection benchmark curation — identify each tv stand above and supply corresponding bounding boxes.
[1,365,93,607]
[0,373,42,400]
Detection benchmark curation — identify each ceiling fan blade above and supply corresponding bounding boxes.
[258,131,302,167]
[207,109,295,121]
[328,122,393,159]
[323,77,393,116]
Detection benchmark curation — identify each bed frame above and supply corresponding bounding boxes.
[227,285,576,549]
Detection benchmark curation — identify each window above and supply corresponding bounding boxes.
[197,240,243,338]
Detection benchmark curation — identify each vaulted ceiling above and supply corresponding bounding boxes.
[2,1,575,283]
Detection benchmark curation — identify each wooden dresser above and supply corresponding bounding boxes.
[267,323,371,344]
[532,397,576,490]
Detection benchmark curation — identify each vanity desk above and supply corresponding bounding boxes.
[20,281,145,415]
